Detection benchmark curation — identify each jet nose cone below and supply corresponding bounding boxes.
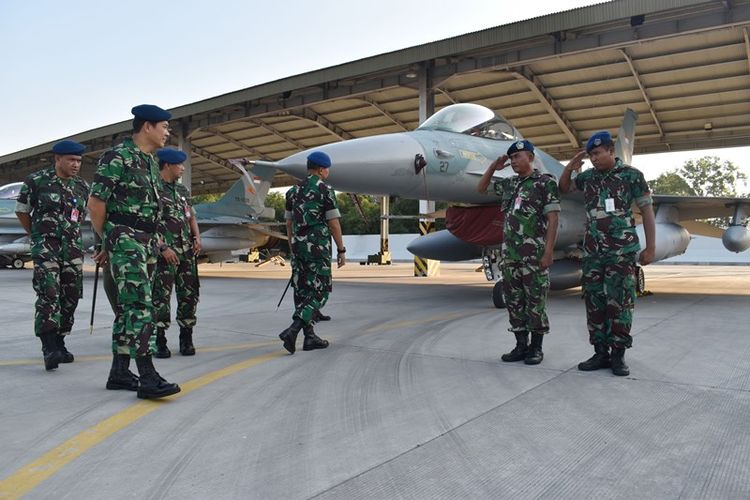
[277,133,426,197]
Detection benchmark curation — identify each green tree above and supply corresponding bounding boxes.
[648,171,696,196]
[336,193,380,234]
[192,193,222,204]
[678,156,747,197]
[265,192,287,223]
[648,156,748,229]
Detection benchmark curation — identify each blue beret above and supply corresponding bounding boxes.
[131,104,171,122]
[156,148,188,164]
[586,131,614,153]
[52,140,85,155]
[307,151,332,168]
[506,140,535,156]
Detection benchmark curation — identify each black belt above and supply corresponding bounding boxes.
[108,213,157,234]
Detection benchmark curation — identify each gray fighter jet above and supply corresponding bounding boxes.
[252,103,750,306]
[0,164,283,268]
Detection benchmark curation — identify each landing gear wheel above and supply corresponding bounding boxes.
[635,266,646,295]
[492,281,505,309]
[12,258,24,270]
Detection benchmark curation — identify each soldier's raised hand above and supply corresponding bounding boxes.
[493,154,509,171]
[567,150,587,172]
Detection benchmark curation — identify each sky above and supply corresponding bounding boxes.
[1,0,749,185]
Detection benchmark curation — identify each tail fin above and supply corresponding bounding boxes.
[206,164,276,220]
[615,108,638,165]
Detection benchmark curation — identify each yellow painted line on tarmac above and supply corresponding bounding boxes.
[365,310,482,333]
[0,350,285,499]
[0,341,277,367]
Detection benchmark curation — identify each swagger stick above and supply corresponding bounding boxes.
[89,263,100,334]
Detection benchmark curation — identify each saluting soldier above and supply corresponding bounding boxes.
[87,104,180,399]
[477,140,560,365]
[279,151,346,354]
[152,147,201,358]
[559,131,656,376]
[15,140,90,370]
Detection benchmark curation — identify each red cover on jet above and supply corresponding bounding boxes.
[445,205,504,246]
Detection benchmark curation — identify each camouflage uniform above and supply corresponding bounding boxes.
[492,170,560,334]
[90,138,162,357]
[153,180,199,332]
[15,168,90,338]
[574,158,652,348]
[284,175,341,324]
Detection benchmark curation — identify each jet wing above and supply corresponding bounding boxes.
[197,217,287,239]
[0,225,28,235]
[651,194,749,221]
[248,225,287,240]
[197,216,260,226]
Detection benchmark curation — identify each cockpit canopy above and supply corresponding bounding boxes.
[0,182,23,200]
[416,103,523,141]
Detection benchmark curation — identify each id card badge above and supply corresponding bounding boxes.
[513,196,522,211]
[70,207,79,222]
[604,198,616,212]
[182,197,192,219]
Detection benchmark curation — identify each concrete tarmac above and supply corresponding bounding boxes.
[1,262,749,499]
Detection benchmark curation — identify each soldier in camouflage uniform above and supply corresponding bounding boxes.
[279,151,346,354]
[152,147,201,358]
[478,140,560,365]
[559,131,656,376]
[88,104,180,399]
[15,140,90,371]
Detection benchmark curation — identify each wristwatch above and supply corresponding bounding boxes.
[159,243,169,252]
[337,247,346,254]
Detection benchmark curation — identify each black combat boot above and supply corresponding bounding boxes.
[40,333,62,371]
[279,318,304,354]
[106,354,139,391]
[302,323,329,351]
[501,332,529,362]
[135,355,181,399]
[155,328,171,359]
[524,333,544,365]
[578,344,611,371]
[57,334,74,363]
[610,347,630,376]
[179,327,195,356]
[312,310,331,322]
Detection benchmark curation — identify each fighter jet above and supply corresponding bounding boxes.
[0,164,283,268]
[0,182,29,268]
[251,103,750,307]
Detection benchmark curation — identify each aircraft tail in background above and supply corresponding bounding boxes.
[615,108,638,165]
[199,163,276,221]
